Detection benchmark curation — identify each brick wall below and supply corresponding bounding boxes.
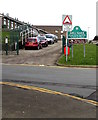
[34,25,63,40]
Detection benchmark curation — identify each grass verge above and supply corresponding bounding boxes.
[58,44,97,66]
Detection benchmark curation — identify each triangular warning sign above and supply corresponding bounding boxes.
[63,15,72,25]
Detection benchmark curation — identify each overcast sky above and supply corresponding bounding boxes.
[0,0,97,39]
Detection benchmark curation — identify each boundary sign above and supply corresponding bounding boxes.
[68,26,87,58]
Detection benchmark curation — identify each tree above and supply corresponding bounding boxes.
[93,36,98,40]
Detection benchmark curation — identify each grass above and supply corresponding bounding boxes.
[58,44,97,65]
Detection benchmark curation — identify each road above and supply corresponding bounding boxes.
[2,64,96,99]
[2,85,96,118]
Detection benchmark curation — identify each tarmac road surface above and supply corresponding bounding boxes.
[2,64,96,100]
[2,85,96,118]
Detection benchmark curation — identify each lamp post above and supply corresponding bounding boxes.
[88,27,90,42]
[71,39,73,58]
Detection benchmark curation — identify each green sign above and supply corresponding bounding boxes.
[68,26,87,39]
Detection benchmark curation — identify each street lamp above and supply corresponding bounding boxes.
[88,27,90,42]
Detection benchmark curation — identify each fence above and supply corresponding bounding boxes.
[2,28,20,55]
[2,25,38,55]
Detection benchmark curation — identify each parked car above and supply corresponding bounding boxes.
[37,36,48,47]
[53,34,58,43]
[25,37,42,50]
[45,34,54,44]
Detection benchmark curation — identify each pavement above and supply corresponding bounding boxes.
[2,84,96,119]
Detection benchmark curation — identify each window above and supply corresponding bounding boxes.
[27,38,36,42]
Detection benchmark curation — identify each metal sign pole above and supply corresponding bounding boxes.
[66,31,68,62]
[84,40,85,58]
[72,44,73,58]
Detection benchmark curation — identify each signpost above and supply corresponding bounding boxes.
[62,15,72,62]
[68,26,87,58]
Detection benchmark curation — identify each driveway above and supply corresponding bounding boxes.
[2,41,62,66]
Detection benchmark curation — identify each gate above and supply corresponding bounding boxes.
[2,28,20,55]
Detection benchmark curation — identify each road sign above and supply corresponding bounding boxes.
[68,26,87,39]
[63,15,72,25]
[68,26,87,59]
[62,15,72,31]
[62,15,72,62]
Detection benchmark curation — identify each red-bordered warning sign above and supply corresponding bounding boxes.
[63,15,72,25]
